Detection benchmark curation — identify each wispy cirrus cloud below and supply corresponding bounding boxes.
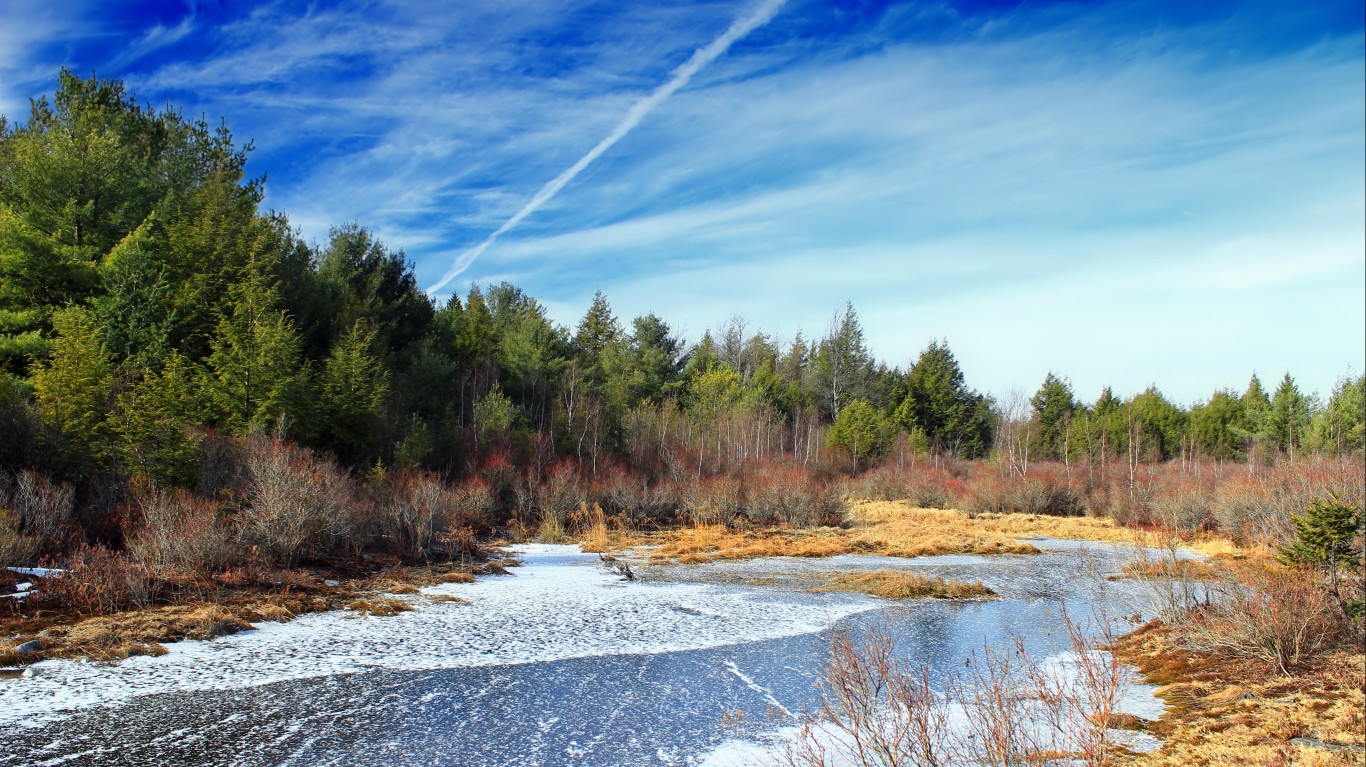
[3,0,1362,401]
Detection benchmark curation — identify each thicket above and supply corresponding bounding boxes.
[1,72,1363,617]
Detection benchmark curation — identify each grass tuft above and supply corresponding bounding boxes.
[347,598,413,617]
[818,570,997,600]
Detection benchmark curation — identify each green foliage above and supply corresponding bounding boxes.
[812,302,872,419]
[828,399,896,472]
[32,307,115,461]
[1127,387,1187,460]
[113,351,203,485]
[316,224,433,357]
[1318,374,1365,455]
[1268,373,1312,458]
[316,320,389,459]
[894,340,992,458]
[1188,389,1245,461]
[1279,497,1364,620]
[473,385,519,442]
[623,313,686,404]
[203,260,308,434]
[1030,372,1076,461]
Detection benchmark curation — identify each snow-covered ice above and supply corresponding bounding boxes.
[0,540,1169,767]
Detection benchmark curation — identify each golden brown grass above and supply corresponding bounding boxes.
[1113,621,1365,767]
[437,571,476,584]
[1111,557,1227,582]
[428,594,470,605]
[347,598,413,617]
[648,501,1112,564]
[817,570,997,600]
[649,524,862,562]
[25,604,254,661]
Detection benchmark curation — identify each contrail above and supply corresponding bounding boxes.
[427,0,788,296]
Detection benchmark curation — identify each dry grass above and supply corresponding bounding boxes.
[649,502,1077,564]
[1113,622,1366,767]
[648,524,863,562]
[1112,557,1227,582]
[347,597,412,617]
[818,570,997,600]
[26,604,254,661]
[428,594,470,605]
[437,571,476,584]
[384,583,420,595]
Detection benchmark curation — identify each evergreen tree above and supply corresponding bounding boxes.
[1268,373,1312,460]
[812,302,872,419]
[316,320,389,460]
[894,340,992,458]
[114,351,203,486]
[828,399,895,472]
[32,307,115,461]
[1030,372,1076,461]
[623,313,686,404]
[203,259,308,434]
[1279,497,1364,620]
[1188,390,1245,461]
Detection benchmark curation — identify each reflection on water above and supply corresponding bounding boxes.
[0,541,1162,767]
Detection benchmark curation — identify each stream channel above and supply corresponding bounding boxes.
[0,539,1173,766]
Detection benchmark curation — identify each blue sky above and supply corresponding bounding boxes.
[3,0,1363,404]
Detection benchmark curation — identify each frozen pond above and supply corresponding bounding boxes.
[0,540,1166,766]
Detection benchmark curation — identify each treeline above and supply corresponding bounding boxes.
[1,72,1363,570]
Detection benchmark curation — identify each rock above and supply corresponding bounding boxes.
[14,640,40,654]
[324,579,340,587]
[1291,737,1366,754]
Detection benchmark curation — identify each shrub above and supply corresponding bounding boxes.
[239,436,350,567]
[748,465,842,527]
[127,487,235,579]
[41,544,155,615]
[448,477,496,531]
[378,471,451,561]
[5,469,75,556]
[683,475,744,525]
[1176,563,1343,676]
[535,460,585,527]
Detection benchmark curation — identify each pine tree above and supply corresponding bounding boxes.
[316,320,389,459]
[32,308,115,461]
[1280,497,1364,620]
[204,259,308,434]
[1268,373,1311,461]
[894,340,992,458]
[114,351,203,485]
[812,302,872,419]
[1030,372,1076,461]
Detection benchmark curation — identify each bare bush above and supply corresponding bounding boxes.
[378,471,453,561]
[1023,612,1133,767]
[952,643,1042,766]
[239,436,350,567]
[449,477,496,531]
[128,486,235,579]
[535,461,585,528]
[783,627,949,767]
[1175,563,1343,676]
[41,544,156,615]
[7,469,75,555]
[684,475,744,525]
[0,509,35,568]
[750,466,842,527]
[787,617,1135,767]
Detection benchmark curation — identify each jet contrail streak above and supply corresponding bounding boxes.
[427,0,788,295]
